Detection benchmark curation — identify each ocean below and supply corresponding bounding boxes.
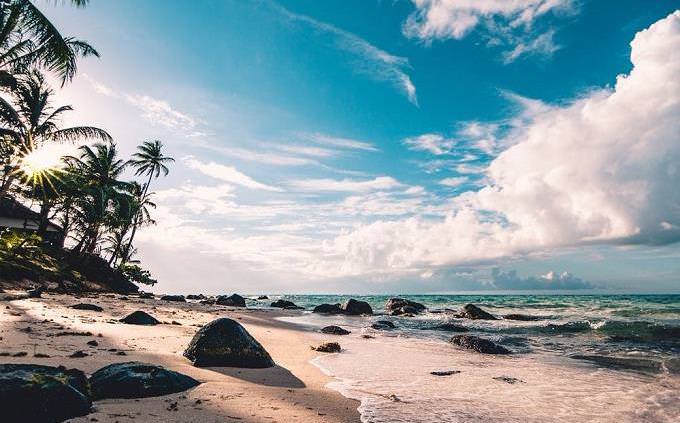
[267,294,680,423]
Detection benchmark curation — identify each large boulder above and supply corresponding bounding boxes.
[371,320,396,330]
[385,298,426,315]
[183,318,275,368]
[216,294,246,307]
[0,364,91,422]
[89,362,200,400]
[321,325,351,335]
[70,303,103,312]
[160,295,186,302]
[455,304,498,320]
[270,299,303,310]
[341,299,373,315]
[313,303,344,314]
[450,335,510,354]
[119,310,160,326]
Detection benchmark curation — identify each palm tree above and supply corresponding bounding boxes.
[107,181,156,266]
[0,70,111,199]
[0,0,98,86]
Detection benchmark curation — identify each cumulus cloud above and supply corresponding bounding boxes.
[184,156,283,192]
[403,0,574,62]
[404,133,456,155]
[290,176,403,193]
[439,177,468,187]
[491,268,593,290]
[324,11,680,275]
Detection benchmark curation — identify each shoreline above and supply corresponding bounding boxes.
[0,292,361,422]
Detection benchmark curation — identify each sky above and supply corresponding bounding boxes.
[42,0,680,294]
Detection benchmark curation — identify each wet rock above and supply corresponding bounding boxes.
[341,299,373,315]
[320,325,351,335]
[503,314,542,321]
[89,362,200,400]
[27,286,44,298]
[87,340,98,347]
[138,292,154,299]
[270,299,304,310]
[428,323,469,332]
[257,295,269,300]
[186,294,206,300]
[216,294,246,307]
[454,304,498,320]
[450,335,511,354]
[385,298,426,316]
[430,370,460,376]
[183,318,275,368]
[119,310,160,326]
[493,376,524,384]
[313,342,341,353]
[0,364,91,422]
[371,320,396,330]
[313,303,344,314]
[70,303,103,312]
[69,350,88,358]
[570,354,663,374]
[160,295,186,302]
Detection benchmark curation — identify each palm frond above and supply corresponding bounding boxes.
[46,126,112,143]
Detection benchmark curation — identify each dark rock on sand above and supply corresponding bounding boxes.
[503,314,542,321]
[70,303,103,312]
[120,310,160,326]
[138,292,154,299]
[455,304,498,320]
[450,335,511,354]
[186,294,206,300]
[27,286,44,298]
[160,295,186,302]
[570,354,663,374]
[313,342,341,353]
[184,318,275,368]
[270,299,304,310]
[69,350,88,358]
[87,340,98,347]
[0,363,91,422]
[341,299,373,315]
[313,303,344,314]
[493,376,524,384]
[430,370,461,376]
[90,362,200,400]
[429,323,469,332]
[216,294,246,307]
[200,298,216,305]
[371,320,396,330]
[385,298,426,315]
[321,325,351,335]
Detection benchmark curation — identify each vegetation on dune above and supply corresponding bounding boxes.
[0,0,170,291]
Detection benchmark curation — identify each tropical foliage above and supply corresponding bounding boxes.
[0,0,172,287]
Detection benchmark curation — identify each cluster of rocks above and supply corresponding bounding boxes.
[313,299,373,315]
[270,299,304,310]
[384,298,426,316]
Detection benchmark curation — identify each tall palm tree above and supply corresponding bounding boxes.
[0,70,111,198]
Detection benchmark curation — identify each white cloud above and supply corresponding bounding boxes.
[403,0,574,62]
[323,11,680,275]
[290,176,403,193]
[273,2,418,104]
[307,133,379,152]
[439,177,468,187]
[491,268,593,290]
[184,156,283,192]
[403,133,456,155]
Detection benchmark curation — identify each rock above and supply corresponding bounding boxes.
[430,370,460,376]
[0,364,91,422]
[183,318,275,368]
[69,350,88,358]
[70,303,103,312]
[312,303,344,314]
[199,298,215,305]
[385,298,426,315]
[87,340,98,347]
[215,294,246,307]
[428,323,469,332]
[371,320,396,330]
[120,311,160,326]
[138,292,154,299]
[257,295,269,300]
[454,304,498,320]
[493,376,524,384]
[186,294,206,300]
[503,314,542,321]
[270,299,303,310]
[89,362,200,400]
[341,299,373,315]
[320,325,351,335]
[313,342,341,353]
[160,295,186,302]
[570,354,663,374]
[450,335,511,354]
[27,286,44,298]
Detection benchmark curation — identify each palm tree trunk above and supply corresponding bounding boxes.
[119,173,153,266]
[37,201,52,239]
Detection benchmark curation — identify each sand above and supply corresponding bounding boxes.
[0,292,361,423]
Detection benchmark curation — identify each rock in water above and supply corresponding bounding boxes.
[428,323,469,332]
[313,342,341,353]
[320,325,351,335]
[450,335,511,354]
[0,364,91,422]
[183,318,275,368]
[70,303,103,312]
[341,299,373,315]
[89,362,200,400]
[216,294,246,307]
[384,298,427,315]
[503,314,542,321]
[186,294,206,300]
[160,295,186,302]
[119,311,160,326]
[312,303,345,314]
[455,304,498,320]
[270,299,303,309]
[257,295,269,300]
[371,320,396,330]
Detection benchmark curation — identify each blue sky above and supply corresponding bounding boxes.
[44,0,680,293]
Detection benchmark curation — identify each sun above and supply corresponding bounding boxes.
[20,147,63,177]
